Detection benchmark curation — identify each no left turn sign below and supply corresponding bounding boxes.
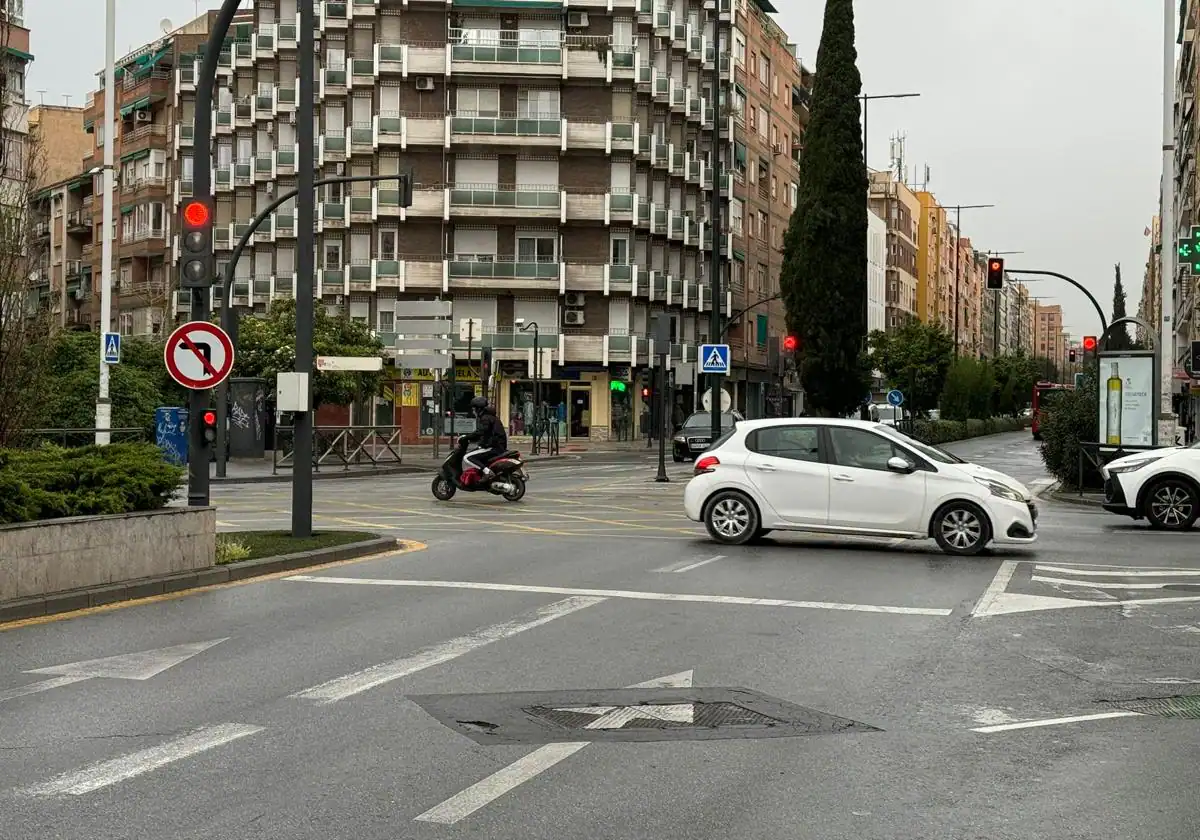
[164,321,236,390]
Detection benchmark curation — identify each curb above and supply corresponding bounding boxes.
[1046,490,1105,508]
[0,536,399,625]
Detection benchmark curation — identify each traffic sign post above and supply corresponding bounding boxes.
[887,389,904,407]
[102,332,121,365]
[164,321,235,391]
[699,344,731,375]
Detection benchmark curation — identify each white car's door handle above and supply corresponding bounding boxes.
[832,473,854,482]
[756,464,777,472]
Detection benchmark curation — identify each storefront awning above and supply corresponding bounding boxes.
[733,249,746,263]
[120,96,150,117]
[4,47,34,62]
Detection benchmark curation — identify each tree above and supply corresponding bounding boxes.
[233,298,385,407]
[1108,263,1133,351]
[868,321,954,415]
[940,357,995,421]
[992,352,1041,416]
[779,0,870,417]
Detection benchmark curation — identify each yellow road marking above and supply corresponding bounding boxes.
[0,540,427,632]
[340,501,572,536]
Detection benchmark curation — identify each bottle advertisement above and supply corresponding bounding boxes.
[1097,355,1153,447]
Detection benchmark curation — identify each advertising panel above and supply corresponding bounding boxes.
[1097,354,1154,447]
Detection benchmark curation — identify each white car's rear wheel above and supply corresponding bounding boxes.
[704,491,759,545]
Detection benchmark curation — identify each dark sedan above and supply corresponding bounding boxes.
[671,411,743,461]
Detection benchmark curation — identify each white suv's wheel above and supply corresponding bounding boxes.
[1144,478,1199,531]
[703,491,759,545]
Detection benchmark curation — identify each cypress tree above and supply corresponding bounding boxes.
[779,0,870,417]
[1109,263,1132,350]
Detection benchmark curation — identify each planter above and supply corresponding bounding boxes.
[0,507,216,603]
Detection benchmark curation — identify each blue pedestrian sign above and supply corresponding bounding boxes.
[698,343,730,374]
[102,332,121,365]
[886,389,904,407]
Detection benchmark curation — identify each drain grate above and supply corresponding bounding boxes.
[527,700,784,731]
[1099,694,1200,719]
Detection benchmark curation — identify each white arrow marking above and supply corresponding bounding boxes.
[1,640,228,705]
[554,701,695,729]
[414,669,694,825]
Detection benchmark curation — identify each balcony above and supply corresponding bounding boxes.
[253,90,274,119]
[234,98,253,127]
[173,121,194,150]
[449,112,563,146]
[120,69,170,107]
[215,105,233,132]
[349,193,374,222]
[376,185,442,219]
[450,184,562,220]
[177,61,196,91]
[120,123,168,157]
[119,226,166,257]
[214,166,233,192]
[351,0,375,14]
[450,29,562,75]
[233,160,253,186]
[318,201,347,230]
[276,84,297,113]
[254,23,276,56]
[376,43,406,74]
[278,22,298,48]
[319,0,348,29]
[66,206,93,234]
[318,266,347,297]
[564,118,606,150]
[320,132,347,163]
[349,123,375,152]
[273,212,296,240]
[320,66,348,98]
[233,39,253,68]
[121,175,168,199]
[447,256,561,292]
[254,155,274,181]
[607,190,635,223]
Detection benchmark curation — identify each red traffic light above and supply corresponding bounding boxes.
[641,387,651,398]
[201,410,217,425]
[1082,336,1098,352]
[183,200,211,227]
[782,335,798,352]
[989,260,1001,271]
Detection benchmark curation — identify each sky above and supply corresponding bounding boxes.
[27,1,1166,341]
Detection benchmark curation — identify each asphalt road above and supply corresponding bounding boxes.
[1,431,1198,839]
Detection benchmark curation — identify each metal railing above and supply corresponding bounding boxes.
[11,428,148,448]
[272,425,403,473]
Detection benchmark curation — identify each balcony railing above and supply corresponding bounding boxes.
[449,183,560,209]
[450,111,561,136]
[120,227,165,244]
[447,256,559,280]
[449,29,562,64]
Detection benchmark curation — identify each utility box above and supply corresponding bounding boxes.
[154,407,188,465]
[276,372,310,413]
[228,377,268,458]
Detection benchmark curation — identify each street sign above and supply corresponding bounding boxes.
[701,387,732,412]
[459,317,484,342]
[316,355,383,372]
[164,321,235,390]
[102,332,121,365]
[395,300,453,371]
[699,343,730,374]
[886,389,904,407]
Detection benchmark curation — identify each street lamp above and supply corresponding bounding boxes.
[860,92,920,170]
[515,318,540,451]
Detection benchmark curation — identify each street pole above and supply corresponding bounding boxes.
[187,0,241,507]
[948,203,994,354]
[94,0,115,446]
[1160,0,1179,446]
[532,324,540,453]
[859,92,920,172]
[708,9,724,442]
[655,355,669,482]
[293,0,316,536]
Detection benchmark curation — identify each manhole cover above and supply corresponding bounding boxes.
[1098,694,1200,719]
[407,687,879,744]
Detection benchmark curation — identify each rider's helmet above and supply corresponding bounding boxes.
[470,395,489,416]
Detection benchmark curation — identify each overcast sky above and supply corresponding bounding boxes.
[29,1,1165,340]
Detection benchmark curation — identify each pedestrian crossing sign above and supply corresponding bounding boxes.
[699,343,730,374]
[102,332,121,365]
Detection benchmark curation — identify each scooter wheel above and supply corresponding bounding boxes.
[431,476,456,500]
[502,475,526,502]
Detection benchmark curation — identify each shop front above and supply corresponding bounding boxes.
[499,365,634,443]
[383,364,483,444]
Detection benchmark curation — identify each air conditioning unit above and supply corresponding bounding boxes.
[415,76,435,91]
[567,11,589,27]
[655,37,668,51]
[565,292,586,307]
[134,110,152,123]
[564,310,586,325]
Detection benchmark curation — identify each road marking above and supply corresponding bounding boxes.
[1036,565,1200,578]
[972,711,1144,733]
[27,639,227,681]
[415,670,692,825]
[286,576,953,617]
[342,501,573,536]
[0,675,91,704]
[971,559,1020,617]
[23,723,264,796]
[1033,574,1195,590]
[291,596,605,704]
[653,555,724,573]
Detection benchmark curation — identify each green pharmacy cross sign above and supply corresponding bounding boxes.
[1179,225,1200,272]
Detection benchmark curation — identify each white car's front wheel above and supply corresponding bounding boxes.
[1144,478,1199,531]
[932,501,991,556]
[703,491,760,545]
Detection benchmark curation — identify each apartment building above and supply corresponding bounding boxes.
[1175,1,1198,371]
[956,240,983,357]
[914,191,944,326]
[868,170,919,331]
[1034,302,1065,374]
[0,0,29,194]
[866,207,885,335]
[1137,214,1161,348]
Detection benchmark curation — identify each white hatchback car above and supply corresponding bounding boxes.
[683,418,1038,556]
[1100,444,1200,530]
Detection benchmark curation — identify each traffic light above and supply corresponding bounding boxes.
[641,386,651,399]
[782,334,798,352]
[200,409,218,443]
[178,196,215,289]
[1082,336,1098,354]
[986,257,1004,290]
[1068,348,1077,363]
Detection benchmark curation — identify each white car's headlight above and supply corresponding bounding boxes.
[1107,457,1161,475]
[974,477,1025,502]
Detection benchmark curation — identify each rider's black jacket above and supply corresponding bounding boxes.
[463,408,508,450]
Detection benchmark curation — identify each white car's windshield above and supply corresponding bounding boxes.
[876,425,964,464]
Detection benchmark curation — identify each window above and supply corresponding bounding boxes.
[456,87,500,116]
[729,199,743,235]
[757,211,767,239]
[378,229,396,260]
[755,313,767,346]
[610,234,629,265]
[734,90,746,121]
[734,32,746,65]
[517,89,559,117]
[758,54,770,85]
[789,182,798,207]
[748,425,820,462]
[827,427,904,472]
[757,106,768,139]
[378,309,394,333]
[119,263,132,289]
[517,234,556,262]
[323,240,342,269]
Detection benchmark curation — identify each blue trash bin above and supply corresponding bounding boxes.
[155,407,188,465]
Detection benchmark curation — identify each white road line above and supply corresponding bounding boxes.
[0,675,91,705]
[285,575,953,617]
[652,555,725,574]
[1032,574,1189,590]
[972,711,1144,733]
[291,596,606,704]
[970,559,1019,617]
[1036,565,1200,578]
[23,723,263,796]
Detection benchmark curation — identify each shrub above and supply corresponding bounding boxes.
[215,535,252,565]
[1039,373,1100,488]
[906,416,1028,446]
[0,443,184,525]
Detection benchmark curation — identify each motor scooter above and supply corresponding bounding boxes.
[431,436,527,502]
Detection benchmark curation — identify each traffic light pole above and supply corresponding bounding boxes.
[187,0,243,508]
[1005,269,1109,335]
[294,0,317,537]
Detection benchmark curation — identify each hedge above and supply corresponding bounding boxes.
[0,443,184,525]
[905,416,1029,446]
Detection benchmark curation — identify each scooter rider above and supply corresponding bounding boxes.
[461,395,508,477]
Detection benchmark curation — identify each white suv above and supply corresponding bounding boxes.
[1100,445,1200,530]
[682,418,1038,556]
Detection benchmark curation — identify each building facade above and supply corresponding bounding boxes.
[1034,302,1065,376]
[914,191,945,327]
[868,170,919,331]
[1138,214,1161,348]
[866,206,885,335]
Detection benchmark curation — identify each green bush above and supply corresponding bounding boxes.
[0,443,184,525]
[907,416,1029,445]
[1038,371,1100,488]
